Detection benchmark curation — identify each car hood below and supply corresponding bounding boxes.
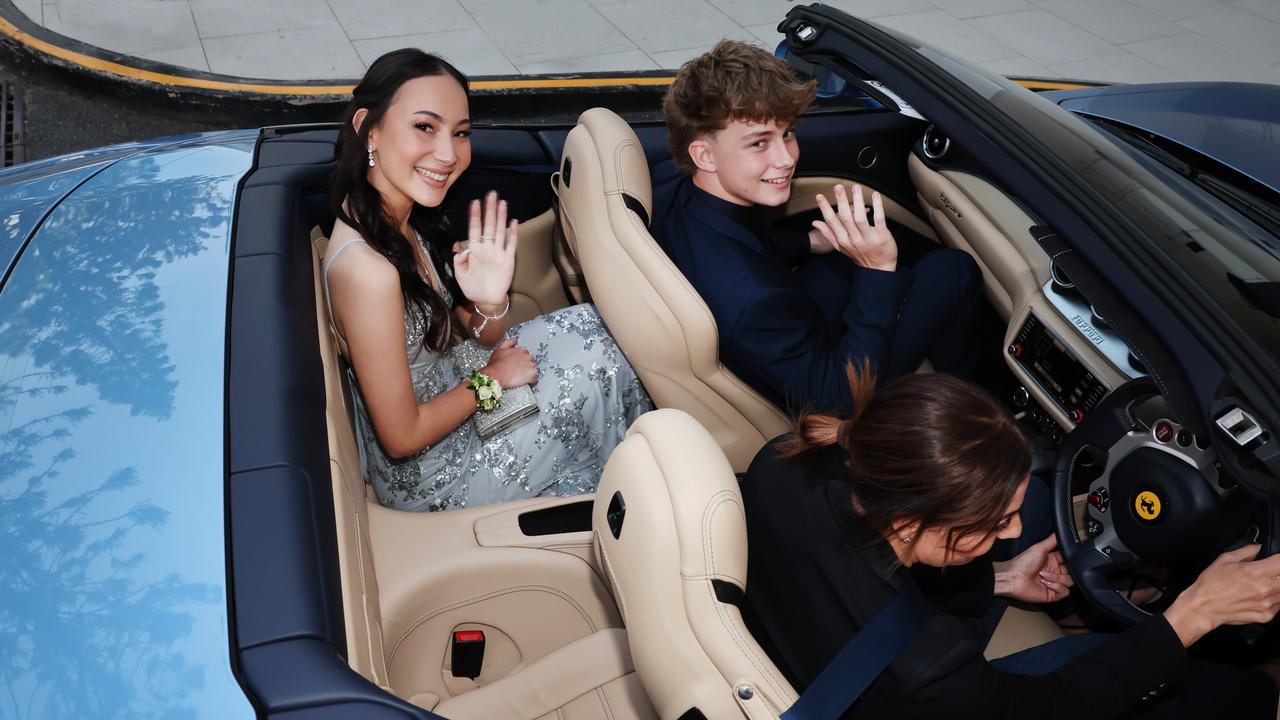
[0,134,244,286]
[1046,82,1280,195]
[0,130,259,718]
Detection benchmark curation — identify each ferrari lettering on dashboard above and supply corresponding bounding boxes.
[1071,313,1106,347]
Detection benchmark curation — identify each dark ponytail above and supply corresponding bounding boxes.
[781,367,1032,560]
[331,48,468,353]
[777,360,875,455]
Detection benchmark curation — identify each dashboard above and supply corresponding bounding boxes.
[907,129,1146,442]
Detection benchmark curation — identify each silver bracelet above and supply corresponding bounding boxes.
[472,298,511,338]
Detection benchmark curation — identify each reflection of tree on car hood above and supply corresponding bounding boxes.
[0,154,224,419]
[0,134,258,718]
[0,373,215,718]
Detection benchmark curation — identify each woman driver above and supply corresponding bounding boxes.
[741,366,1280,718]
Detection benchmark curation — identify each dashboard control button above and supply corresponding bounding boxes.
[1175,430,1192,447]
[1153,421,1174,443]
[1008,343,1021,358]
[1071,408,1085,424]
[1087,487,1109,513]
[1099,545,1134,564]
[1085,517,1103,537]
[1012,386,1029,407]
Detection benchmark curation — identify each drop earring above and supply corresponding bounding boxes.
[367,146,375,167]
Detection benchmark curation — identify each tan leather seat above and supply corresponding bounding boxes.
[592,409,1065,719]
[556,108,790,473]
[312,231,656,720]
[593,409,798,719]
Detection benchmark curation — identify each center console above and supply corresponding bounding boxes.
[1009,313,1108,426]
[1004,281,1144,441]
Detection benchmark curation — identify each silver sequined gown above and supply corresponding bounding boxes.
[324,231,653,512]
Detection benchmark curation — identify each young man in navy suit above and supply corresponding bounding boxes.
[650,40,984,413]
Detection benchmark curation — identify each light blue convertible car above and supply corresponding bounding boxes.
[2,4,1278,718]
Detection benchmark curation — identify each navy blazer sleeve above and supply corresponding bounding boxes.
[723,266,909,413]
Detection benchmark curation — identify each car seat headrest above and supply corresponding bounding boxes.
[575,107,653,223]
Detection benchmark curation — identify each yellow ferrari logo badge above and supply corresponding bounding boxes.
[1135,491,1162,521]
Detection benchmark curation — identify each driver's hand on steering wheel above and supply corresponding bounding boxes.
[1164,544,1280,648]
[994,534,1074,604]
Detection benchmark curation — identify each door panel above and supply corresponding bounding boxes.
[784,175,937,240]
[908,152,1049,320]
[793,111,930,209]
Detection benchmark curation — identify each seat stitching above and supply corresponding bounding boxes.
[701,491,746,588]
[700,492,795,708]
[386,585,601,666]
[328,458,390,684]
[708,577,796,710]
[610,139,641,210]
[443,632,631,717]
[547,672,628,715]
[353,510,390,684]
[597,537,628,623]
[597,685,615,720]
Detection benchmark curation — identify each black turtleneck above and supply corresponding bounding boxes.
[740,439,1194,720]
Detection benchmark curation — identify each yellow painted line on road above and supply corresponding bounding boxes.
[1016,79,1092,91]
[0,15,673,95]
[0,14,1090,96]
[0,16,352,94]
[473,76,674,90]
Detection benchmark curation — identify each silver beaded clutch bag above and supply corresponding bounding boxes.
[450,339,540,441]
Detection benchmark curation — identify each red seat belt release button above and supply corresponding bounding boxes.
[451,630,486,679]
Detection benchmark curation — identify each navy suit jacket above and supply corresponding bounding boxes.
[649,161,908,413]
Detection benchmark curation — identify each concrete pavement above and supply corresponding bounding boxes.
[7,0,1280,85]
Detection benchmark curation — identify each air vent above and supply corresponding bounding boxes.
[1050,256,1076,293]
[922,125,950,160]
[0,80,25,167]
[1090,304,1109,329]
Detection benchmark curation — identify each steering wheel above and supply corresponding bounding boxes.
[1052,377,1244,625]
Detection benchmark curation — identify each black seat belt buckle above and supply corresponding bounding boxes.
[451,630,485,679]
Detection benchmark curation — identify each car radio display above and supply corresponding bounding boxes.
[1009,314,1109,424]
